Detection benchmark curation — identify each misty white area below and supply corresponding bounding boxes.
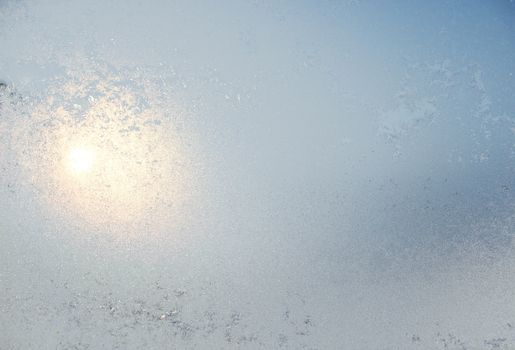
[1,0,515,349]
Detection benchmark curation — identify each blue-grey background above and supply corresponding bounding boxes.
[1,0,514,349]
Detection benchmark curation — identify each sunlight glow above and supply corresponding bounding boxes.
[67,147,95,175]
[13,76,198,233]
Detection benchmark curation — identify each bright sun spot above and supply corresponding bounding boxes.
[67,147,95,174]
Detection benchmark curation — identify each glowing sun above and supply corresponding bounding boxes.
[67,147,96,175]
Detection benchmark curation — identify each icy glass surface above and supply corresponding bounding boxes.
[1,1,514,349]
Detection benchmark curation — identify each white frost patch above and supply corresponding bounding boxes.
[378,97,437,141]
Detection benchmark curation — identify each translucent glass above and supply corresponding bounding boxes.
[1,1,514,349]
